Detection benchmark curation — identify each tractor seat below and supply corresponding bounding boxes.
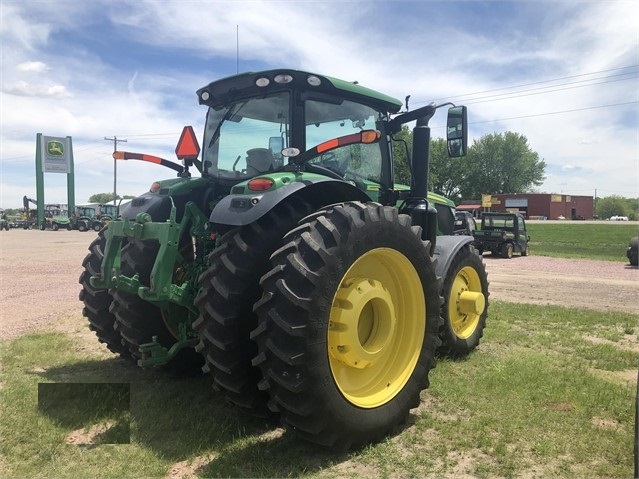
[246,148,274,176]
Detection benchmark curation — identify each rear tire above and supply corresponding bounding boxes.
[502,243,513,259]
[252,202,442,450]
[438,245,489,357]
[79,230,129,357]
[522,244,530,256]
[193,200,312,415]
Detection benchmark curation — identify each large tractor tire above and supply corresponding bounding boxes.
[193,200,312,416]
[438,244,489,357]
[252,202,442,450]
[79,229,129,356]
[110,239,203,373]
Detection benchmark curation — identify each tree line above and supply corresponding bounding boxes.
[392,127,546,203]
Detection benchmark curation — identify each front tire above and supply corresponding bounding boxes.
[438,245,489,357]
[193,201,312,415]
[252,202,442,450]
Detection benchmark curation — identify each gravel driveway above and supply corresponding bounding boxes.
[0,229,637,342]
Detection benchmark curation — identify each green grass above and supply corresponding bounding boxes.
[527,222,638,261]
[1,303,636,478]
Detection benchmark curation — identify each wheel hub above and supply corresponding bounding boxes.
[458,291,485,315]
[449,266,485,339]
[329,278,396,369]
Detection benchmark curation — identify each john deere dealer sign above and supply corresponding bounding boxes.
[41,135,71,173]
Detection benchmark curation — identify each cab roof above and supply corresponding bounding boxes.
[197,69,403,114]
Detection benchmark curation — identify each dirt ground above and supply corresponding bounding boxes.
[0,229,637,342]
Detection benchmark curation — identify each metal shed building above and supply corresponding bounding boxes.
[458,193,594,220]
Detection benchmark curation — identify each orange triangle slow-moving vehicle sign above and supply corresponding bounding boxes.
[175,126,200,160]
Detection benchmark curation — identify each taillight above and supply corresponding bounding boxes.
[247,178,274,191]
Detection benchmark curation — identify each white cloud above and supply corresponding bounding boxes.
[16,61,49,73]
[3,81,71,98]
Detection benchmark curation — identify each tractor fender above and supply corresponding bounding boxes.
[210,178,370,227]
[432,235,476,290]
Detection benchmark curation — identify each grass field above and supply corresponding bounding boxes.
[1,303,635,478]
[527,222,638,261]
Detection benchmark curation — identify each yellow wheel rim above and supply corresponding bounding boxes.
[328,248,426,408]
[447,265,485,340]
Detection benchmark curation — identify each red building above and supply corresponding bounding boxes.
[457,193,594,220]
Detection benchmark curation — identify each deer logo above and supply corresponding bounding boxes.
[47,140,64,156]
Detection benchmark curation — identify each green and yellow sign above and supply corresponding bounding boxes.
[41,135,71,173]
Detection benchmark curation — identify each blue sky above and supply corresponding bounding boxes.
[1,0,637,208]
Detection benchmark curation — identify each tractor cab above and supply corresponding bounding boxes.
[197,70,402,203]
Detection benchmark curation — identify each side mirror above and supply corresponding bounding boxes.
[447,106,467,157]
[269,136,284,155]
[269,136,285,167]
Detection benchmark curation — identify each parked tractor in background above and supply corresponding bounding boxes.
[69,206,103,232]
[80,69,489,450]
[473,212,530,258]
[93,203,119,229]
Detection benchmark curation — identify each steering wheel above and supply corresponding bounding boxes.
[321,152,349,176]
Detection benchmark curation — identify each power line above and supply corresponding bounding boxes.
[469,100,638,125]
[461,76,637,106]
[428,64,639,103]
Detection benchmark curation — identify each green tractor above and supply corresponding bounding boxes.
[96,203,119,228]
[70,206,103,232]
[80,69,489,450]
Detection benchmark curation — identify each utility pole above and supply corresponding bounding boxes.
[104,136,127,205]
